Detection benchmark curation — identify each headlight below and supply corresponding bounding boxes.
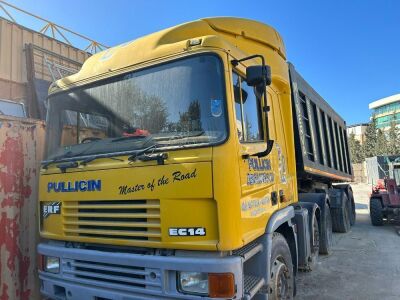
[44,256,60,273]
[178,272,208,295]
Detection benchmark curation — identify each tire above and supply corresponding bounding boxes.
[319,201,333,255]
[347,188,356,226]
[307,213,319,270]
[331,191,351,233]
[370,198,384,226]
[335,185,356,226]
[269,233,294,300]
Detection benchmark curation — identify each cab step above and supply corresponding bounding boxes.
[243,275,265,300]
[232,241,263,262]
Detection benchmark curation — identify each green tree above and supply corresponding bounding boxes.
[387,121,400,155]
[125,86,168,133]
[178,100,202,132]
[375,128,388,156]
[362,120,377,158]
[348,133,364,163]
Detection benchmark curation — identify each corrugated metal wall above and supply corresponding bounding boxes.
[0,16,89,105]
[0,115,45,300]
[365,155,400,184]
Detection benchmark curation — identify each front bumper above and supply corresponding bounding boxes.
[38,243,244,300]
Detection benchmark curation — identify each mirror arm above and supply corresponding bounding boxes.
[231,54,265,67]
[232,55,274,158]
[257,75,274,157]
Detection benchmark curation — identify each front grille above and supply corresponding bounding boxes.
[62,258,162,292]
[63,199,161,242]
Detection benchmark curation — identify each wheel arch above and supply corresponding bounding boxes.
[265,206,298,276]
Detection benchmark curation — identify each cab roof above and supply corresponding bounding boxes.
[51,17,286,93]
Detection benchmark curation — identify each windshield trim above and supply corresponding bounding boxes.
[44,52,230,162]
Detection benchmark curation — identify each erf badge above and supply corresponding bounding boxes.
[42,202,61,218]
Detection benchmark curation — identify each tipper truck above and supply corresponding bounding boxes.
[38,17,355,300]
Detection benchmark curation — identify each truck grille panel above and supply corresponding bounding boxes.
[63,259,162,291]
[63,200,161,242]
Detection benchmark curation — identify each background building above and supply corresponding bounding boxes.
[369,93,400,130]
[346,123,369,144]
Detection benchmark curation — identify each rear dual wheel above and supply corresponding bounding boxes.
[347,188,356,226]
[331,190,351,233]
[307,214,320,270]
[334,185,356,227]
[319,201,333,255]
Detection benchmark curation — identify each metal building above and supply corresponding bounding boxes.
[0,16,90,118]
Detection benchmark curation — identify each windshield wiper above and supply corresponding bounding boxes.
[111,135,148,143]
[80,156,124,165]
[42,151,73,169]
[80,144,158,166]
[129,152,168,165]
[56,161,79,173]
[128,144,168,165]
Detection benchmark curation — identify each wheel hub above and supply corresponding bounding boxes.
[270,257,291,300]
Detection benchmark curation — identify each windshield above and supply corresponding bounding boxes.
[45,54,227,160]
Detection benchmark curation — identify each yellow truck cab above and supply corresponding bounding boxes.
[38,17,354,300]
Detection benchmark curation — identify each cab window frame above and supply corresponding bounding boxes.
[232,70,265,144]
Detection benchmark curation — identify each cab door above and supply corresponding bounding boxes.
[232,69,279,242]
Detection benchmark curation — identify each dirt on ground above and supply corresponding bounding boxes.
[296,182,400,300]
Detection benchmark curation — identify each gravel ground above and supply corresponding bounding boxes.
[296,183,400,300]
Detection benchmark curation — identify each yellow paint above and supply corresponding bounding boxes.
[40,17,298,251]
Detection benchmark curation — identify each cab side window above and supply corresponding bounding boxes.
[233,72,263,142]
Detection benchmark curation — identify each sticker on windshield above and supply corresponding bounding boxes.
[211,99,222,117]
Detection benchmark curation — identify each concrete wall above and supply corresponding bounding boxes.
[0,115,45,300]
[352,162,367,183]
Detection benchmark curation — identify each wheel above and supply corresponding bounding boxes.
[269,233,294,300]
[308,213,320,270]
[333,185,356,226]
[370,198,384,226]
[347,189,356,226]
[331,190,351,233]
[319,201,333,255]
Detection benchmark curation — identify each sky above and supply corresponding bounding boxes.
[2,0,399,125]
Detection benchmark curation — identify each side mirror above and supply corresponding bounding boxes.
[232,55,274,158]
[246,65,272,87]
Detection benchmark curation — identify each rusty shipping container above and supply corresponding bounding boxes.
[0,16,89,118]
[0,115,45,300]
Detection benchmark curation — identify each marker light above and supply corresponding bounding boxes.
[188,38,202,47]
[209,273,235,298]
